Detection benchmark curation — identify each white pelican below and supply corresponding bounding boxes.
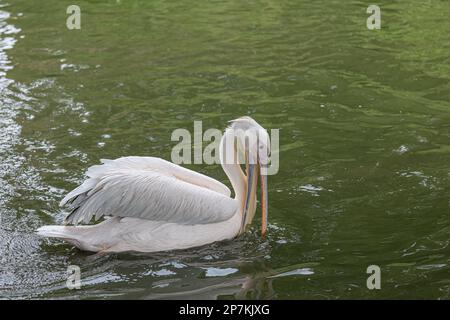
[37,116,270,253]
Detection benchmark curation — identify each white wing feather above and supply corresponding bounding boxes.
[61,157,237,225]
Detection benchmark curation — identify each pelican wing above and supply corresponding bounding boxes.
[61,157,237,225]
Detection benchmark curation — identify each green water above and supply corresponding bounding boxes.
[0,0,449,299]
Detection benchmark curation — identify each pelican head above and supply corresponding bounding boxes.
[224,116,270,238]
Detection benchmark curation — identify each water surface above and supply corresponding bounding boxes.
[0,0,449,299]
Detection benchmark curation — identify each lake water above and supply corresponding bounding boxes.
[0,0,449,299]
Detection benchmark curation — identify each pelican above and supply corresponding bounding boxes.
[37,116,270,253]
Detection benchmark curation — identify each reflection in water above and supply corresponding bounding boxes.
[0,5,24,289]
[0,5,83,298]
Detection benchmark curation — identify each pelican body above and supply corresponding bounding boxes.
[37,117,270,253]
